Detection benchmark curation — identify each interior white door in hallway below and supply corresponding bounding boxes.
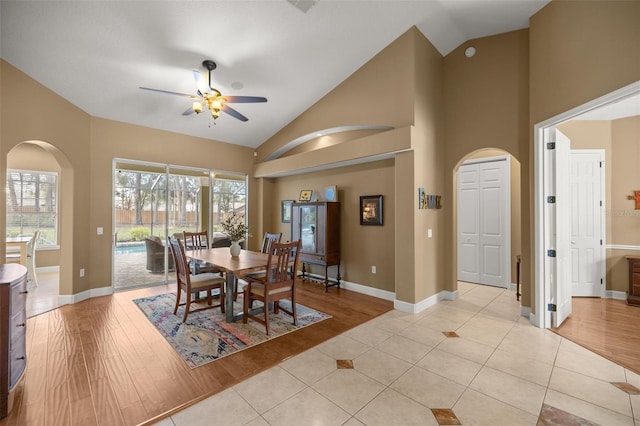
[457,156,510,288]
[569,150,604,297]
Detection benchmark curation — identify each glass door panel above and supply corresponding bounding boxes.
[113,163,169,289]
[300,205,316,252]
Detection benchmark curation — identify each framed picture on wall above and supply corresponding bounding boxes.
[360,195,383,225]
[281,200,293,223]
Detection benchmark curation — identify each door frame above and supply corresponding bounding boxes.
[534,80,640,328]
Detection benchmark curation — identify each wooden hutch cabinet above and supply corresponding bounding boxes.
[625,256,640,307]
[291,202,340,290]
[1,264,28,419]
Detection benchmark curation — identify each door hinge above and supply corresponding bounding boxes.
[547,196,556,204]
[600,161,603,168]
[547,142,556,150]
[601,278,603,284]
[600,239,603,245]
[600,200,603,207]
[547,303,557,312]
[547,249,556,257]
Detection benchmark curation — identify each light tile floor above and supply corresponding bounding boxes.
[26,269,60,317]
[148,282,640,425]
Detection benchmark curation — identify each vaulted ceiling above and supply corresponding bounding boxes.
[1,1,552,148]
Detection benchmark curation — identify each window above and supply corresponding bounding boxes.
[211,175,247,233]
[6,169,58,246]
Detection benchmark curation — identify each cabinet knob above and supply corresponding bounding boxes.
[19,290,28,295]
[16,356,25,360]
[16,323,25,327]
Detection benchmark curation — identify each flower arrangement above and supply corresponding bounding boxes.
[220,211,250,242]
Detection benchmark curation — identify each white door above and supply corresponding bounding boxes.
[550,129,572,327]
[457,157,510,288]
[458,165,480,283]
[570,150,604,297]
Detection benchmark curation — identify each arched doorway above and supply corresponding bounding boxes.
[5,141,73,317]
[453,148,522,296]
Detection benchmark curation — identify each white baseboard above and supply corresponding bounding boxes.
[340,279,395,301]
[35,266,60,273]
[394,289,458,314]
[520,306,531,318]
[605,290,627,300]
[58,286,113,305]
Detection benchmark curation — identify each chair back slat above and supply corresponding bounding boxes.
[168,237,190,285]
[260,232,282,254]
[265,240,300,285]
[183,231,209,250]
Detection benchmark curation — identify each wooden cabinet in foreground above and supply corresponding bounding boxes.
[625,256,640,307]
[291,202,341,291]
[0,264,28,419]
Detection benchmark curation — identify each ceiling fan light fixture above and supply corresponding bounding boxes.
[192,101,203,114]
[211,98,224,111]
[211,110,220,119]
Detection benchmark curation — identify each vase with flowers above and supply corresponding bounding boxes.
[220,212,250,257]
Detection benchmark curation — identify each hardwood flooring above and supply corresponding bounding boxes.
[552,297,640,375]
[1,280,393,426]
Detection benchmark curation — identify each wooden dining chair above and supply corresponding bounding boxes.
[242,239,301,335]
[168,237,225,322]
[183,231,221,275]
[260,232,282,254]
[6,231,40,288]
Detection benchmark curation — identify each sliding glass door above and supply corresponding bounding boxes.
[112,160,246,290]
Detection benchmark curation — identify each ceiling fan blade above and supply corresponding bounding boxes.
[182,107,195,116]
[224,96,267,103]
[192,70,209,95]
[222,105,248,122]
[139,86,200,99]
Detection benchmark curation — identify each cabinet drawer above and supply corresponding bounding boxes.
[9,335,26,388]
[10,279,28,316]
[633,283,640,296]
[632,262,640,273]
[10,310,26,347]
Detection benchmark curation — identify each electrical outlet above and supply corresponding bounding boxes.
[371,266,377,274]
[80,268,85,277]
[428,228,433,238]
[97,227,103,235]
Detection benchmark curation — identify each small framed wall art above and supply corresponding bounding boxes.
[281,200,293,223]
[360,195,383,225]
[299,190,313,202]
[324,185,337,202]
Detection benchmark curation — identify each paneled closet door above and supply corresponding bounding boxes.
[457,157,510,288]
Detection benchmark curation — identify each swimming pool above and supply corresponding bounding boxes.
[115,243,145,254]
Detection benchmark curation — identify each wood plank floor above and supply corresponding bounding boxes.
[552,297,640,375]
[1,280,393,426]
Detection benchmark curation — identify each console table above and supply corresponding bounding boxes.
[0,264,28,419]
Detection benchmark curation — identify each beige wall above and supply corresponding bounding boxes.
[254,27,446,304]
[270,160,395,291]
[529,0,640,312]
[444,29,529,300]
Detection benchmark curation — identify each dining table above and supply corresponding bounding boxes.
[186,247,269,322]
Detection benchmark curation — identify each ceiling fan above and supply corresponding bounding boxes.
[139,60,267,122]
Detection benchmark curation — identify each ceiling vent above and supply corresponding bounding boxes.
[286,0,318,13]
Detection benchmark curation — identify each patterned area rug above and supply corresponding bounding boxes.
[133,293,331,368]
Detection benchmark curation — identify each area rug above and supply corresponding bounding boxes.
[133,293,331,368]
